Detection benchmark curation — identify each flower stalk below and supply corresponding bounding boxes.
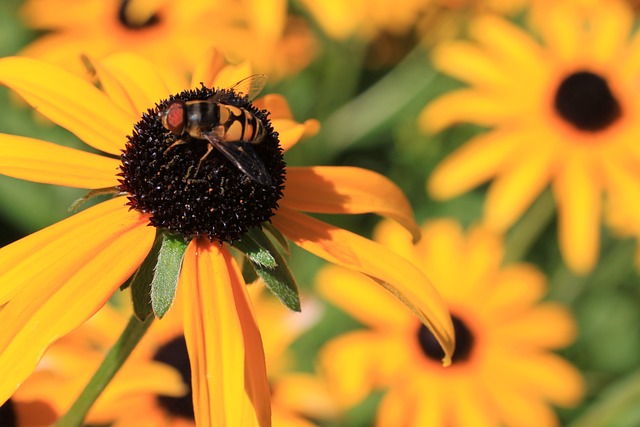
[54,314,153,427]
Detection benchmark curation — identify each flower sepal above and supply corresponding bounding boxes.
[234,227,301,312]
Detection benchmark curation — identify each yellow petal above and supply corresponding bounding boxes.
[316,265,414,330]
[470,15,546,79]
[497,304,577,349]
[0,133,119,188]
[181,241,270,427]
[428,129,518,200]
[318,332,381,408]
[420,89,514,133]
[0,197,148,304]
[191,48,227,89]
[484,146,554,231]
[283,166,420,242]
[432,41,510,89]
[553,156,601,274]
[588,1,633,64]
[90,52,172,116]
[0,198,155,405]
[272,207,454,365]
[0,56,133,155]
[501,353,584,407]
[540,3,582,63]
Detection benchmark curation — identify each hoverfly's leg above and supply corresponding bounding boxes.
[193,142,215,177]
[163,138,188,155]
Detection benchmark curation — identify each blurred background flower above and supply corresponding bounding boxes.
[422,0,640,275]
[317,219,583,427]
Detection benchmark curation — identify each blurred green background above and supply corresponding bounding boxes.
[2,0,640,426]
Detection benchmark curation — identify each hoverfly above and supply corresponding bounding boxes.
[159,74,272,185]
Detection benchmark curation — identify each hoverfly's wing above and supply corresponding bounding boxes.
[203,132,272,185]
[227,74,268,101]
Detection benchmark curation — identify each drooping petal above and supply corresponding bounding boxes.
[90,52,173,116]
[316,265,414,330]
[0,198,155,405]
[0,56,133,155]
[181,240,270,427]
[0,134,119,188]
[283,166,420,242]
[272,207,455,365]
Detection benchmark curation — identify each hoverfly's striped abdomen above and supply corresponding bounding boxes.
[218,104,265,144]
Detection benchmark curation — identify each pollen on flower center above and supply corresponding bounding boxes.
[553,71,622,132]
[153,337,194,420]
[417,316,474,364]
[118,85,286,243]
[118,0,161,30]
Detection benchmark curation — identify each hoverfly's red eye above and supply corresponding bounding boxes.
[162,101,186,135]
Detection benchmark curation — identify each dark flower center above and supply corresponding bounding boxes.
[554,71,622,132]
[118,85,286,243]
[417,315,474,364]
[153,336,194,420]
[0,400,17,427]
[118,0,161,29]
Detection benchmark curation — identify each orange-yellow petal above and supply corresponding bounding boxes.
[428,129,518,200]
[0,197,148,304]
[484,146,554,232]
[181,241,270,427]
[272,207,454,365]
[420,89,515,133]
[283,166,420,242]
[553,155,601,274]
[0,56,133,155]
[316,265,413,330]
[90,52,172,116]
[0,134,119,188]
[0,198,155,405]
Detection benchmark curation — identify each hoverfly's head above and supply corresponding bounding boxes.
[159,99,187,135]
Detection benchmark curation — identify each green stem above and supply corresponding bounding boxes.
[567,368,640,427]
[318,45,437,160]
[503,189,556,265]
[55,314,154,427]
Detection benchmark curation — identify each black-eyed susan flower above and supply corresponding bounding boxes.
[0,51,454,425]
[421,0,640,275]
[318,219,584,427]
[13,287,325,427]
[19,0,316,81]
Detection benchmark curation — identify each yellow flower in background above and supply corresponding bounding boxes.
[318,219,584,427]
[10,287,327,427]
[422,0,640,274]
[298,0,431,41]
[19,0,316,81]
[249,286,337,427]
[0,50,454,425]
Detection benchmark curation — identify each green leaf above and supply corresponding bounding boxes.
[240,255,260,284]
[236,228,301,312]
[234,234,277,268]
[151,233,189,319]
[262,222,290,254]
[127,231,162,321]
